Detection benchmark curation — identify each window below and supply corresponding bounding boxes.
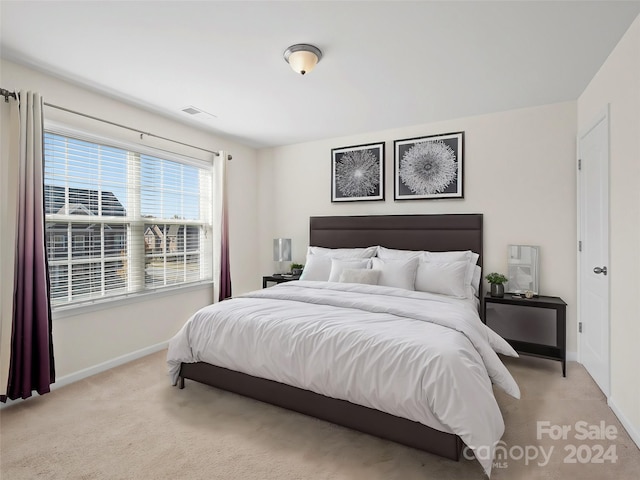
[44,131,213,307]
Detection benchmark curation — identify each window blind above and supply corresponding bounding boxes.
[43,131,213,308]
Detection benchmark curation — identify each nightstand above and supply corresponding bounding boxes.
[483,294,567,376]
[262,274,300,288]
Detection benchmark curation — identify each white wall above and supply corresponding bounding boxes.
[577,15,640,445]
[0,60,259,379]
[258,101,578,354]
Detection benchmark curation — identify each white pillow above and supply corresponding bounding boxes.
[328,258,371,282]
[471,265,482,297]
[485,325,519,357]
[376,246,422,260]
[422,250,480,298]
[299,254,332,281]
[415,261,469,298]
[339,269,381,285]
[371,257,419,290]
[307,246,378,258]
[423,250,477,263]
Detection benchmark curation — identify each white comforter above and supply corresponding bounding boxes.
[167,281,520,476]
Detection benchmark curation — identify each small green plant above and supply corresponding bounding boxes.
[290,263,305,275]
[485,272,508,285]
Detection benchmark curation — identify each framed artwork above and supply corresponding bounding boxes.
[394,132,464,200]
[331,142,385,202]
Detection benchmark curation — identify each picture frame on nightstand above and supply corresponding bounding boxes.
[507,245,540,295]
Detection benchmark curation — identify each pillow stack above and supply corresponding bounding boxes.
[299,246,377,282]
[300,245,480,299]
[378,247,480,298]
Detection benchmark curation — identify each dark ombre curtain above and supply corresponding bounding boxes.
[219,199,232,301]
[1,91,55,402]
[215,151,232,301]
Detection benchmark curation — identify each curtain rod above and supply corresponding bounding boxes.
[0,87,222,158]
[1,88,17,102]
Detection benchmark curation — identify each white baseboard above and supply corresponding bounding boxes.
[53,341,168,389]
[608,397,640,450]
[566,351,577,362]
[1,341,167,409]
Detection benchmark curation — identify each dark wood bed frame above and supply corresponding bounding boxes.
[179,214,483,462]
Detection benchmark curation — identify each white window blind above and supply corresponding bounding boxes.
[44,131,213,308]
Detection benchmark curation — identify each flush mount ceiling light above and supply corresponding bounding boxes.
[283,44,323,75]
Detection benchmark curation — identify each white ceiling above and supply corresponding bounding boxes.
[1,1,639,148]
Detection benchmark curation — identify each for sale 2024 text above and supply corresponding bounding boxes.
[537,420,618,465]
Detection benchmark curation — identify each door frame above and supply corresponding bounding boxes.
[576,105,610,397]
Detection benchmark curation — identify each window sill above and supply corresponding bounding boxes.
[51,281,213,320]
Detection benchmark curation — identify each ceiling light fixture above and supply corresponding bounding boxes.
[283,44,323,75]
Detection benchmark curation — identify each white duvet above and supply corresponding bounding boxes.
[167,281,520,476]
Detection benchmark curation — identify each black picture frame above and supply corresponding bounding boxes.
[394,132,464,200]
[331,142,385,202]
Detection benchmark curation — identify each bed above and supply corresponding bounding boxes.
[167,214,519,476]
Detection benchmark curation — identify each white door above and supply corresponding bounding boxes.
[578,108,610,396]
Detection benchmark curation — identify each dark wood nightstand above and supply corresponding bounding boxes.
[483,293,567,376]
[262,274,300,288]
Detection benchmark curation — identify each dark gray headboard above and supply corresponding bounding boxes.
[309,214,483,268]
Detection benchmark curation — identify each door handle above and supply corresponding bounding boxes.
[593,266,608,275]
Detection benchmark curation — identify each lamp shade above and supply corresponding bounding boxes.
[283,44,322,75]
[273,238,292,262]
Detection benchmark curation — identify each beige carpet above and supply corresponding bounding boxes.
[1,351,638,480]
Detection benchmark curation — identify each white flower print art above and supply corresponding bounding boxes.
[394,132,464,200]
[331,142,385,202]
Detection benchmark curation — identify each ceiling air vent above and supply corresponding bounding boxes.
[180,105,217,120]
[182,106,201,115]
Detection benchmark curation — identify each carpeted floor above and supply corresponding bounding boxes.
[1,351,638,479]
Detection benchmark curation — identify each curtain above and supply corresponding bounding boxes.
[213,150,232,302]
[1,91,55,402]
[0,96,20,395]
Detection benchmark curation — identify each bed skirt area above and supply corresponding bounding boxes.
[178,361,463,461]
